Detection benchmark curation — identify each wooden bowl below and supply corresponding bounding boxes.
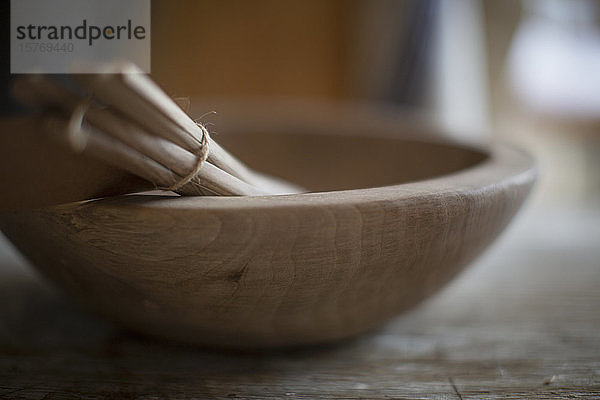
[0,108,536,348]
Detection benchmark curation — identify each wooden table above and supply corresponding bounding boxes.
[1,203,598,399]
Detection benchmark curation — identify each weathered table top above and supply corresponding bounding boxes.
[1,204,598,399]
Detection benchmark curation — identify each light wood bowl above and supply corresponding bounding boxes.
[0,106,536,348]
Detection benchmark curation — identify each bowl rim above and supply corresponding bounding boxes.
[70,140,536,212]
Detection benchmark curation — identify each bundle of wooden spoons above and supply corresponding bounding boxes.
[12,63,302,197]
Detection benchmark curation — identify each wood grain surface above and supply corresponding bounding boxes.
[0,204,598,399]
[0,125,535,347]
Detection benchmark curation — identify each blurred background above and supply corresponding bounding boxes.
[2,0,599,207]
[148,0,600,208]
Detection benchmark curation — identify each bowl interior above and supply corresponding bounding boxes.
[217,131,487,192]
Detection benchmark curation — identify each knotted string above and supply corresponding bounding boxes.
[165,122,210,191]
[67,99,211,192]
